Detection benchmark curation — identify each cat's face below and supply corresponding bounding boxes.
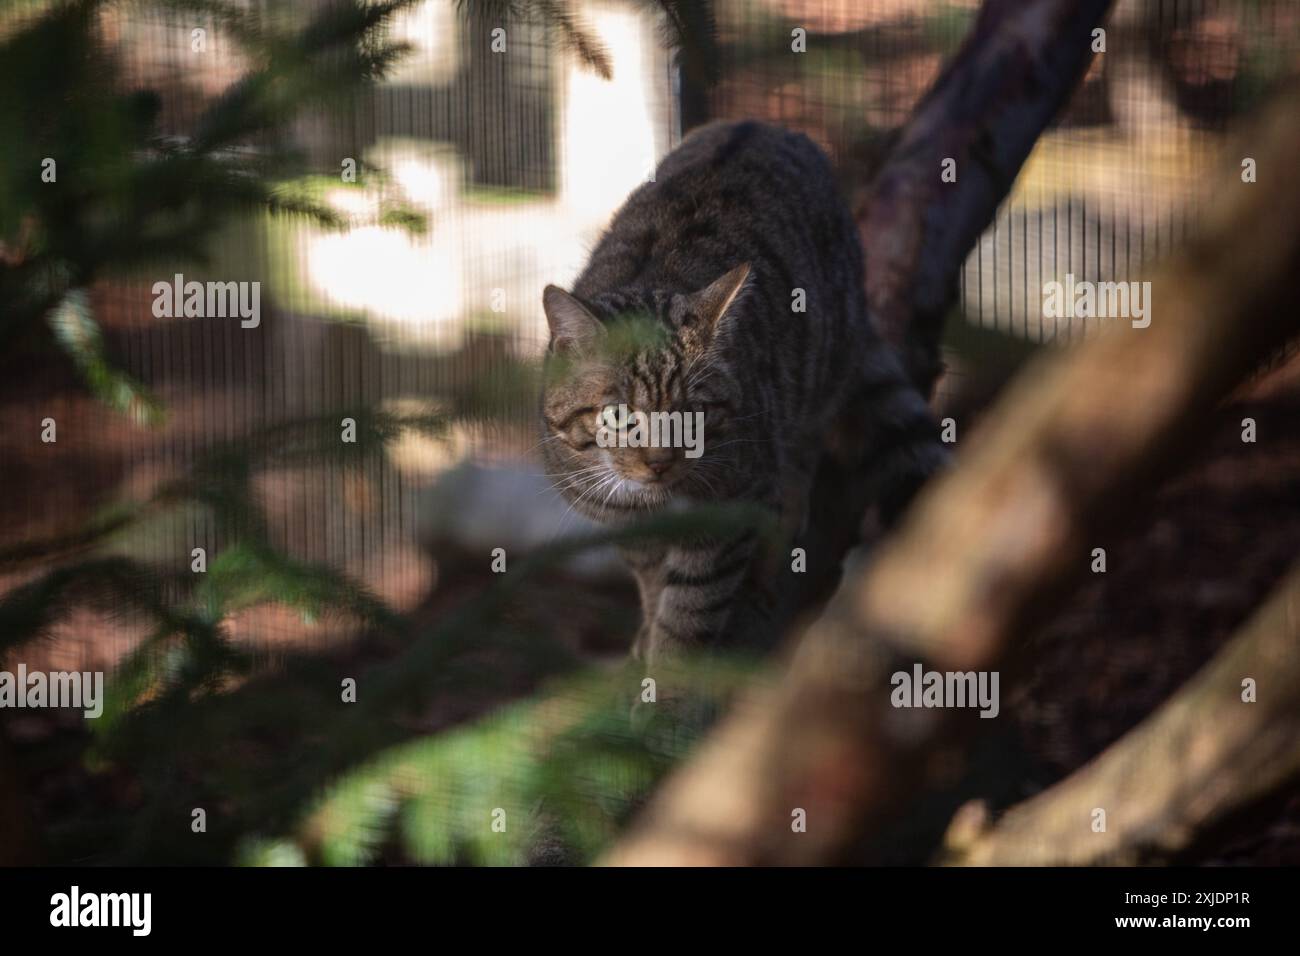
[539,266,750,518]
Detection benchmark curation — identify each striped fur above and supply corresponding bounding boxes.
[540,121,945,663]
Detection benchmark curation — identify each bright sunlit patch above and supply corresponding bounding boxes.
[384,1,459,86]
[305,224,463,329]
[324,186,375,219]
[561,6,661,220]
[288,6,671,349]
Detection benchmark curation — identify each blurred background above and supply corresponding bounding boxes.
[1,0,1298,865]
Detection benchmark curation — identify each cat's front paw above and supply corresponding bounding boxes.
[629,622,651,662]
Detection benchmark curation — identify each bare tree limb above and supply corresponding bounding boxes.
[943,560,1300,865]
[859,0,1115,395]
[602,84,1300,866]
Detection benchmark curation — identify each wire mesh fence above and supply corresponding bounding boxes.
[2,0,1297,666]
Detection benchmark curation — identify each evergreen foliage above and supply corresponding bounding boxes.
[0,0,750,866]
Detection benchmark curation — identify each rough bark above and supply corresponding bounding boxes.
[858,0,1116,397]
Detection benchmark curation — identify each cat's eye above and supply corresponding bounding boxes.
[599,404,631,430]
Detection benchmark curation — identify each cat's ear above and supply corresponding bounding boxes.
[690,263,751,334]
[543,285,603,354]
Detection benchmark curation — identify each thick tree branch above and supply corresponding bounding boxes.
[858,0,1115,395]
[603,85,1300,866]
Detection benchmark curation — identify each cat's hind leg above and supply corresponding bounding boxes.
[827,350,949,528]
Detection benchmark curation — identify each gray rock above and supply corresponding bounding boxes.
[416,461,624,580]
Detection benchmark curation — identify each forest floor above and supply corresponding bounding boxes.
[993,355,1300,864]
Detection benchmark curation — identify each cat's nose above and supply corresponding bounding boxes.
[647,459,673,477]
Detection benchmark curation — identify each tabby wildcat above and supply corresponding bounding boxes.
[540,121,944,664]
